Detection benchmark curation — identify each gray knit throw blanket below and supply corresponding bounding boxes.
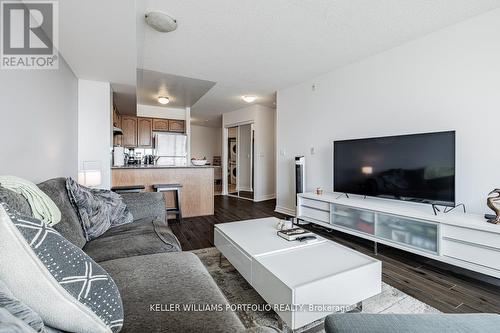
[65,178,133,241]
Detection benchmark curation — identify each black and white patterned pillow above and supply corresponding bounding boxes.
[0,203,123,333]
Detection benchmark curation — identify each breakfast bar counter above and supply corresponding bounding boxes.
[112,165,214,218]
[111,165,215,169]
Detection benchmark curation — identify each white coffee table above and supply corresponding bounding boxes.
[214,217,381,331]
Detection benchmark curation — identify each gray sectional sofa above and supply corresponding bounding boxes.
[2,178,272,333]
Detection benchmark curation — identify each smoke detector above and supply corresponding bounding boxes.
[145,11,177,33]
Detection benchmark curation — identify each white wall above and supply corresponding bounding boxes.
[78,80,112,189]
[0,57,78,183]
[137,104,186,120]
[190,125,222,163]
[276,8,500,215]
[223,105,276,201]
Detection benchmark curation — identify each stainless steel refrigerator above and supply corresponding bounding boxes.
[153,133,188,166]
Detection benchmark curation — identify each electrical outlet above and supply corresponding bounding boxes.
[280,149,286,156]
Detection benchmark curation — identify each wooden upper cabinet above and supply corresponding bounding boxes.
[137,118,153,148]
[152,118,169,132]
[119,116,183,148]
[112,108,122,146]
[121,116,137,148]
[112,106,120,127]
[169,120,185,133]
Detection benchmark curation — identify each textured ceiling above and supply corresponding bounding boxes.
[59,0,137,114]
[59,1,500,122]
[138,0,500,123]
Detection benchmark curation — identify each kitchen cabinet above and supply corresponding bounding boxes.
[169,120,185,133]
[113,106,122,146]
[112,106,120,127]
[112,110,184,148]
[121,116,138,148]
[152,119,169,131]
[137,118,153,148]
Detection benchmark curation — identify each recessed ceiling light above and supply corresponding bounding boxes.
[158,96,170,105]
[242,95,257,103]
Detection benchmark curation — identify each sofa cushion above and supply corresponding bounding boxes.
[0,280,44,332]
[120,192,166,223]
[37,178,86,249]
[324,313,500,333]
[0,204,124,333]
[100,252,245,333]
[83,217,181,262]
[0,187,32,217]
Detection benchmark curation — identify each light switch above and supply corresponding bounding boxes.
[310,147,315,155]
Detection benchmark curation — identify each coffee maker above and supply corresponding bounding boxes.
[144,155,155,165]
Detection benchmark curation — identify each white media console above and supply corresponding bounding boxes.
[297,192,500,279]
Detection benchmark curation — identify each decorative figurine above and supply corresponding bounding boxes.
[487,189,500,224]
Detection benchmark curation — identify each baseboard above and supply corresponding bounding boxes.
[275,205,296,217]
[238,187,253,192]
[253,194,276,202]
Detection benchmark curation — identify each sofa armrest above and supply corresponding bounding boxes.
[120,192,166,223]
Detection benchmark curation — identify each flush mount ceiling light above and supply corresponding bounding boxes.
[145,11,178,33]
[242,95,257,103]
[158,96,170,105]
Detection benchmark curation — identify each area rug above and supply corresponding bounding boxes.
[191,247,440,333]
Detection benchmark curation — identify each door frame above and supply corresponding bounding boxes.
[222,120,254,200]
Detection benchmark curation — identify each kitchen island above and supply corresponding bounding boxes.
[112,165,214,218]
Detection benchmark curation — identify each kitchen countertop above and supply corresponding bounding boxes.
[111,164,216,169]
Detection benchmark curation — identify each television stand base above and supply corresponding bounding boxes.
[335,192,350,199]
[432,203,467,216]
[336,193,371,200]
[293,218,310,226]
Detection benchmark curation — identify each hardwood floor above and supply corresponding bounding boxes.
[170,195,285,250]
[170,196,500,314]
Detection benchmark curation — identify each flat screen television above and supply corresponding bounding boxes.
[333,131,455,206]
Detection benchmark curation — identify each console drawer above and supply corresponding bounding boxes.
[300,206,330,223]
[300,198,330,211]
[332,205,375,235]
[442,238,500,271]
[214,229,252,282]
[443,225,500,250]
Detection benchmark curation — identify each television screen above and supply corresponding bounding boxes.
[333,131,455,206]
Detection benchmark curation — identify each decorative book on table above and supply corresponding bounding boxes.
[277,227,315,241]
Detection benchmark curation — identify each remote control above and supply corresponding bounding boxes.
[296,235,317,242]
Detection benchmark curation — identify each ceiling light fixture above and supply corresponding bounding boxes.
[158,96,170,105]
[145,11,178,33]
[242,95,257,103]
